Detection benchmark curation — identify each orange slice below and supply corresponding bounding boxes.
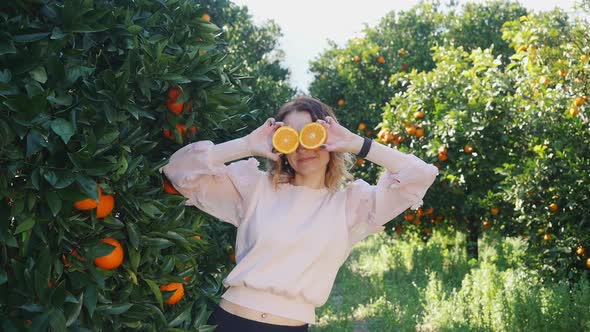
[272,126,299,154]
[299,122,327,149]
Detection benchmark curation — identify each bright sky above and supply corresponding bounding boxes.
[231,0,582,94]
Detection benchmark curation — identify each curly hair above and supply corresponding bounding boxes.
[264,95,356,194]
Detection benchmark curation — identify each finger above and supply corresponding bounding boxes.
[325,116,333,124]
[317,119,330,129]
[267,118,275,126]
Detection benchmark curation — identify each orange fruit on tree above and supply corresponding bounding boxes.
[272,126,299,154]
[586,258,590,269]
[299,122,327,150]
[404,213,415,221]
[549,202,559,213]
[74,186,102,210]
[163,180,180,195]
[337,98,345,106]
[365,130,372,137]
[160,282,185,305]
[358,122,366,131]
[438,152,448,161]
[193,235,201,240]
[576,246,585,256]
[400,64,409,71]
[412,218,421,225]
[464,145,474,154]
[94,238,124,270]
[415,128,424,138]
[438,146,448,154]
[543,233,551,241]
[569,106,579,117]
[201,13,211,22]
[405,125,416,135]
[539,76,549,86]
[96,194,114,218]
[166,99,184,115]
[491,207,499,216]
[353,55,361,63]
[414,111,424,119]
[416,207,423,217]
[167,87,182,100]
[377,56,385,64]
[574,97,585,107]
[482,220,490,229]
[229,252,236,262]
[355,159,365,167]
[425,207,434,215]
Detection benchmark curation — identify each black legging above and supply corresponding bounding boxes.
[206,304,310,332]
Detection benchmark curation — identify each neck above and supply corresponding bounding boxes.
[292,172,327,189]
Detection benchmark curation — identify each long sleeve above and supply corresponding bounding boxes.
[159,140,267,227]
[345,152,439,248]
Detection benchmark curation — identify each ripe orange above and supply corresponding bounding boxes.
[438,146,448,154]
[356,159,365,167]
[337,98,345,106]
[193,235,201,240]
[229,252,236,262]
[574,97,586,107]
[163,180,180,195]
[94,238,124,270]
[412,218,421,225]
[377,56,385,64]
[425,207,434,215]
[576,246,585,256]
[415,128,424,138]
[543,233,551,241]
[539,76,549,86]
[482,220,490,229]
[491,207,499,216]
[167,87,182,100]
[272,126,299,154]
[558,68,568,77]
[365,130,372,137]
[166,99,184,115]
[96,194,114,218]
[464,145,474,154]
[405,125,416,135]
[416,207,423,217]
[438,152,448,161]
[404,214,415,221]
[569,106,579,116]
[400,64,409,71]
[160,282,184,305]
[548,203,559,213]
[353,55,361,63]
[585,258,590,269]
[414,111,424,119]
[299,122,327,150]
[74,186,102,210]
[358,122,366,131]
[201,13,211,22]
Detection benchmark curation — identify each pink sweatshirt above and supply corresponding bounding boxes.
[159,140,438,324]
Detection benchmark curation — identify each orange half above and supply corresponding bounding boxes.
[272,126,299,154]
[299,122,327,149]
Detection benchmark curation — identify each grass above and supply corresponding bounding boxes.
[310,230,590,332]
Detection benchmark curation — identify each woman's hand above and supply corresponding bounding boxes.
[245,117,285,161]
[316,116,363,153]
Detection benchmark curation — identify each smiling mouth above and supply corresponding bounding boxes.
[298,157,316,162]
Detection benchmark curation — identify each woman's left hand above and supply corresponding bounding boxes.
[316,116,361,153]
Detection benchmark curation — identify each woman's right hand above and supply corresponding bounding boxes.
[245,117,285,161]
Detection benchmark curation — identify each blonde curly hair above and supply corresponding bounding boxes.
[264,95,356,194]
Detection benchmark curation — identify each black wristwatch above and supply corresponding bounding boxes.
[357,137,372,159]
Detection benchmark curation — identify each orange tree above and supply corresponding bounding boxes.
[309,1,527,186]
[497,10,590,282]
[381,8,590,282]
[0,0,279,330]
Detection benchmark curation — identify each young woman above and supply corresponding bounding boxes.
[159,96,439,331]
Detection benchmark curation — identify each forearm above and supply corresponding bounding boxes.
[210,136,253,165]
[349,135,413,173]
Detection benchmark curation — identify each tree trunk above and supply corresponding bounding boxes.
[466,217,479,260]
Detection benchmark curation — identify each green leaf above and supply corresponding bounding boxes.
[48,308,67,332]
[14,217,35,234]
[168,304,192,327]
[144,279,163,310]
[45,191,62,216]
[84,285,97,318]
[26,130,47,157]
[140,203,162,217]
[76,175,99,200]
[0,269,6,285]
[142,237,174,249]
[0,40,16,55]
[51,118,75,144]
[128,25,143,34]
[126,222,140,250]
[128,247,140,271]
[50,27,66,40]
[30,66,48,84]
[96,303,133,315]
[47,93,73,106]
[86,241,116,260]
[13,32,50,43]
[66,292,84,327]
[161,73,191,83]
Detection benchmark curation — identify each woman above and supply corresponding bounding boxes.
[159,96,439,331]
